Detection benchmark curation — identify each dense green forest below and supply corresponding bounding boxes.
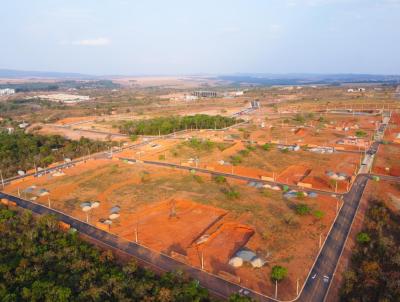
[0,207,250,302]
[0,132,115,178]
[340,199,400,301]
[118,115,242,136]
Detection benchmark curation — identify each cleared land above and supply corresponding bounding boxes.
[4,158,339,299]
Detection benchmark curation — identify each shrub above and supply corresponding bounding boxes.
[262,143,272,151]
[239,149,250,156]
[214,175,226,184]
[355,130,367,138]
[356,232,371,244]
[271,265,288,282]
[231,155,242,166]
[158,154,166,160]
[313,210,325,220]
[295,204,311,215]
[224,189,240,200]
[294,114,305,123]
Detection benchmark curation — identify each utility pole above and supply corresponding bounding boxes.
[275,280,278,299]
[201,251,204,270]
[296,278,300,296]
[135,227,138,243]
[48,196,51,208]
[17,188,20,197]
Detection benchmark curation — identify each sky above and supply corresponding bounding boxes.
[0,0,399,75]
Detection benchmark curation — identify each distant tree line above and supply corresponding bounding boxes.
[0,80,119,92]
[0,207,252,302]
[119,115,242,135]
[0,131,115,178]
[340,199,400,301]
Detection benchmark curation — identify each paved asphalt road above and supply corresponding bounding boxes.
[298,174,369,302]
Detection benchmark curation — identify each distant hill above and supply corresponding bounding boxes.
[0,69,95,79]
[217,73,400,86]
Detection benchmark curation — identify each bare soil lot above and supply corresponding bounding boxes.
[4,158,339,299]
[372,143,400,176]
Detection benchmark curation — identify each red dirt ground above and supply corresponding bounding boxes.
[372,143,400,177]
[115,199,228,255]
[277,165,310,184]
[187,222,254,272]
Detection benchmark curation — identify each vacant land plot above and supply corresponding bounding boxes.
[238,114,378,150]
[4,158,339,299]
[118,138,359,192]
[372,143,400,176]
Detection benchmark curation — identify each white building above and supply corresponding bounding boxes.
[0,88,15,96]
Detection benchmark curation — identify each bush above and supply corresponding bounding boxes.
[158,154,166,160]
[231,155,243,166]
[295,204,311,215]
[356,232,371,244]
[355,130,367,138]
[293,114,305,123]
[313,210,325,220]
[262,143,272,151]
[271,265,288,282]
[224,189,240,200]
[228,294,252,302]
[214,175,227,184]
[239,149,250,156]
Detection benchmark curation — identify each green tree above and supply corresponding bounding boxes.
[356,232,371,244]
[271,265,288,282]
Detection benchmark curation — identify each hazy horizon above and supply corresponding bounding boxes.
[1,0,400,75]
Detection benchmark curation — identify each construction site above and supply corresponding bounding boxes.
[2,82,400,301]
[3,155,340,299]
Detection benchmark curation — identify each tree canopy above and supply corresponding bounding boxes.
[119,115,241,136]
[0,206,217,302]
[341,200,400,301]
[0,131,114,178]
